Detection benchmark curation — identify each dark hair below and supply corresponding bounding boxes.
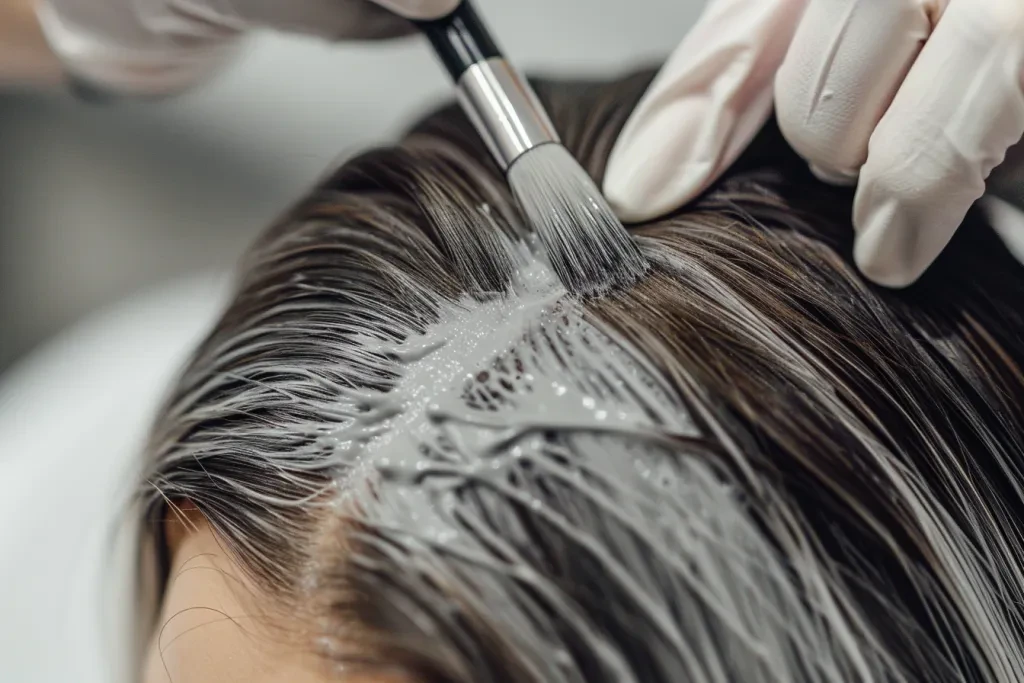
[143,69,1024,682]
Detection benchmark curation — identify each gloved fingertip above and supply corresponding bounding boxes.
[852,208,923,289]
[602,172,660,222]
[854,246,922,289]
[603,158,714,223]
[808,163,859,187]
[853,132,986,289]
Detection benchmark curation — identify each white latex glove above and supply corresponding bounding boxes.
[35,0,459,96]
[604,0,1024,287]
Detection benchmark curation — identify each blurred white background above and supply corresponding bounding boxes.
[0,0,704,371]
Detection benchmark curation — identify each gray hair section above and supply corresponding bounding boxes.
[140,70,1024,682]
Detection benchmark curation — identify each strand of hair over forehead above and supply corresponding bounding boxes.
[143,147,1024,682]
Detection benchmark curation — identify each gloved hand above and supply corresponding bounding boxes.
[604,0,1024,287]
[35,0,459,96]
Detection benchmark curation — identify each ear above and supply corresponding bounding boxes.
[162,498,207,554]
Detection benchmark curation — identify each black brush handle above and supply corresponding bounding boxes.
[415,1,558,170]
[415,2,503,80]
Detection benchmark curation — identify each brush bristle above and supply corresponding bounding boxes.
[508,144,649,296]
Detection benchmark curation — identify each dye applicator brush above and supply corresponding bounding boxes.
[416,2,648,295]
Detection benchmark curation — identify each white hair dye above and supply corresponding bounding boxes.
[296,243,896,683]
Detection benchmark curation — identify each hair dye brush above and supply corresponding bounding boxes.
[415,2,648,296]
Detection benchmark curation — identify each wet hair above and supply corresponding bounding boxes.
[143,69,1024,682]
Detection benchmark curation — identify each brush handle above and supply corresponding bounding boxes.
[416,1,559,171]
[416,1,501,80]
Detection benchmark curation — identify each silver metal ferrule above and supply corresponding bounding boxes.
[456,57,560,171]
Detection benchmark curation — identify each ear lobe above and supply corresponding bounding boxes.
[162,499,207,554]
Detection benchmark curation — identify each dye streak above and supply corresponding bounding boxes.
[315,247,873,682]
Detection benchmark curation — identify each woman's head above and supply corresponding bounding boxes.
[141,70,1024,682]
